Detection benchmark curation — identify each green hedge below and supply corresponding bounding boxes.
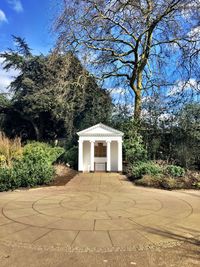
[0,167,21,191]
[23,142,64,165]
[0,142,64,191]
[130,161,162,178]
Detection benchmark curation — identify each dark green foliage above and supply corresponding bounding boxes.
[112,118,148,175]
[0,94,10,108]
[23,142,64,165]
[0,37,112,141]
[13,161,54,187]
[112,102,200,171]
[174,103,200,169]
[141,102,200,170]
[0,167,21,191]
[130,161,198,190]
[165,165,185,177]
[0,94,11,131]
[17,142,64,186]
[124,135,147,164]
[59,146,78,169]
[0,142,64,191]
[116,119,147,164]
[130,161,162,179]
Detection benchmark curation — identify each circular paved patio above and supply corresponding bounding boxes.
[0,173,199,251]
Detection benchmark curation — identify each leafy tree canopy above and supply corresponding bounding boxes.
[0,36,113,141]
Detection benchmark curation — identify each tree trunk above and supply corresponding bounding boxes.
[132,71,142,120]
[134,91,142,120]
[30,121,40,141]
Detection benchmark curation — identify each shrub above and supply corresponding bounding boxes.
[135,175,181,190]
[134,175,161,187]
[23,142,64,165]
[124,135,147,164]
[60,146,78,169]
[18,142,64,186]
[130,161,162,178]
[165,165,185,177]
[0,142,64,191]
[13,161,54,187]
[179,173,200,189]
[160,177,179,190]
[0,160,54,191]
[0,167,21,191]
[194,182,200,189]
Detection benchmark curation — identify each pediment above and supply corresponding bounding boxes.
[77,123,124,136]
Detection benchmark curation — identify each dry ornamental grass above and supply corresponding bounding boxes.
[0,132,23,167]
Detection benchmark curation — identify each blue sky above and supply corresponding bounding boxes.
[0,0,57,92]
[0,0,55,54]
[0,0,199,110]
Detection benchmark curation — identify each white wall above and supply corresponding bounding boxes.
[81,139,121,172]
[83,141,90,172]
[111,141,118,171]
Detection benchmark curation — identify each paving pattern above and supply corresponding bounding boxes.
[0,173,199,251]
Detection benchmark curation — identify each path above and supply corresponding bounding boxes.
[0,173,199,266]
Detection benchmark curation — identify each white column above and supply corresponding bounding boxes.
[78,140,83,171]
[90,141,94,172]
[106,141,111,172]
[118,140,123,172]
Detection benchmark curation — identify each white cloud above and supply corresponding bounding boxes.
[188,26,200,37]
[188,26,200,51]
[7,0,23,13]
[110,87,126,96]
[80,50,98,64]
[0,58,20,93]
[181,1,200,18]
[0,10,8,23]
[167,79,200,97]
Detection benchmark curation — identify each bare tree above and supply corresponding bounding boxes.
[54,0,200,119]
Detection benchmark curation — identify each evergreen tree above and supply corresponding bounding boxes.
[0,36,112,141]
